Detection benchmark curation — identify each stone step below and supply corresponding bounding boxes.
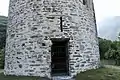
[52,76,75,80]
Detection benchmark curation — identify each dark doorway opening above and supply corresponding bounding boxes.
[51,39,69,76]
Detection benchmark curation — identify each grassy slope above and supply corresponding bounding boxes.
[0,69,47,80]
[0,73,43,80]
[0,66,120,80]
[76,67,120,80]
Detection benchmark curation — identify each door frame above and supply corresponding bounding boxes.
[50,38,70,76]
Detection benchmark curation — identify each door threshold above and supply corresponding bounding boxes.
[52,76,74,80]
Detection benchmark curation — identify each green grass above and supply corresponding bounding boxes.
[0,66,120,80]
[76,67,120,80]
[0,73,44,80]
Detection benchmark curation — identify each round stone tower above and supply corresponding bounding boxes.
[5,0,100,78]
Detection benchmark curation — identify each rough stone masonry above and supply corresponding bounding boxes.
[4,0,100,79]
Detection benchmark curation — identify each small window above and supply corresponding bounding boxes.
[60,17,63,32]
[83,0,86,5]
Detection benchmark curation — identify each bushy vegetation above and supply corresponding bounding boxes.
[99,33,120,65]
[0,49,4,69]
[0,16,7,49]
[98,37,112,59]
[0,16,7,69]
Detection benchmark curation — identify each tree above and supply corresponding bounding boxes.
[104,33,120,65]
[98,37,112,59]
[104,49,116,59]
[0,49,4,68]
[0,16,7,69]
[104,49,120,65]
[0,16,7,49]
[118,32,120,41]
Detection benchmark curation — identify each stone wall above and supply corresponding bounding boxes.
[5,0,100,78]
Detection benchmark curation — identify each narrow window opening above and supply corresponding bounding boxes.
[60,17,63,32]
[83,0,86,5]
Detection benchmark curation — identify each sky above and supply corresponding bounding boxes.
[0,0,9,16]
[93,0,120,40]
[93,0,120,23]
